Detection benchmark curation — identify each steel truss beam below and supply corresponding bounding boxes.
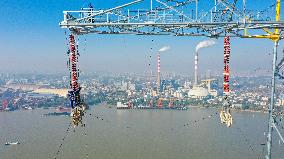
[60,1,284,159]
[60,0,284,38]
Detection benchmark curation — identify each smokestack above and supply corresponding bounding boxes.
[194,52,198,86]
[157,46,170,93]
[194,39,216,86]
[157,52,161,93]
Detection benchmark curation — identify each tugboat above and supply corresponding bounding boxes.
[5,142,20,146]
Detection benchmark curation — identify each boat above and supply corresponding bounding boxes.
[56,106,71,112]
[5,142,20,146]
[24,106,33,110]
[44,112,70,116]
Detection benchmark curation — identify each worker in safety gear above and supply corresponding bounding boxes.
[220,110,226,123]
[71,106,83,127]
[220,108,233,127]
[225,108,233,127]
[70,102,88,127]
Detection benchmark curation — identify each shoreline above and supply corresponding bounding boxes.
[0,104,277,115]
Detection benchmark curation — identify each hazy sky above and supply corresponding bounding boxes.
[0,0,282,76]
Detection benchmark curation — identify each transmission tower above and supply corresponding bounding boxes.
[60,1,284,158]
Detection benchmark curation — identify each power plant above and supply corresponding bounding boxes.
[189,40,216,98]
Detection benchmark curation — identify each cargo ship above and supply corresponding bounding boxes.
[44,112,70,116]
[56,106,71,112]
[116,102,188,110]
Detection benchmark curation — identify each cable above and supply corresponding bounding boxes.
[235,127,256,152]
[180,108,263,156]
[53,122,73,159]
[182,111,219,128]
[82,122,89,159]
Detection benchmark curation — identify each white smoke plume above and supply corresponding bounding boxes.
[158,46,170,52]
[196,40,216,52]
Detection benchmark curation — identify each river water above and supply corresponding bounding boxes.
[0,105,283,159]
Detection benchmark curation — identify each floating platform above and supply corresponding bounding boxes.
[44,112,70,116]
[117,106,188,110]
[56,106,71,112]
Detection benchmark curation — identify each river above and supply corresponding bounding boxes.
[0,105,283,159]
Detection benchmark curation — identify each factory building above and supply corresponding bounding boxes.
[188,86,209,98]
